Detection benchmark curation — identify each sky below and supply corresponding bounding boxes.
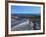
[11,5,41,15]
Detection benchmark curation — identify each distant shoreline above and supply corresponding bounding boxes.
[11,14,40,17]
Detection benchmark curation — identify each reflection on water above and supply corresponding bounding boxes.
[11,16,41,31]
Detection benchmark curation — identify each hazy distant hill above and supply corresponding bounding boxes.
[11,14,40,17]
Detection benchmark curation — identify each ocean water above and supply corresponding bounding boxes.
[11,15,40,31]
